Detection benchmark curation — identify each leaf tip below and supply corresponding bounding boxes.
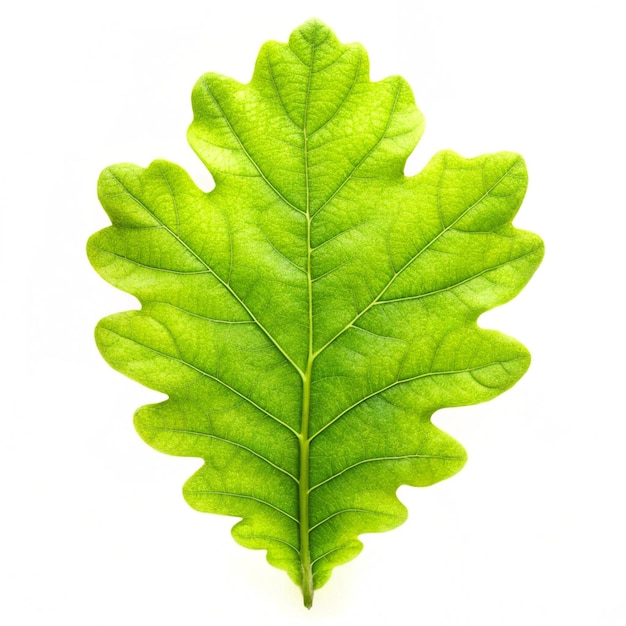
[295,18,333,44]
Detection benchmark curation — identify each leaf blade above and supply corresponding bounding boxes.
[88,19,544,606]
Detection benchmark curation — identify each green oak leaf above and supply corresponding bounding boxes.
[88,19,543,607]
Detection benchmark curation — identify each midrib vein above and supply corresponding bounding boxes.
[298,37,316,610]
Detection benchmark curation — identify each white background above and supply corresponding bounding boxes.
[2,0,624,624]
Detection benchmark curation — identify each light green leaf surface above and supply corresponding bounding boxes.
[88,19,543,607]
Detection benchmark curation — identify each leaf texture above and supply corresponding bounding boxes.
[88,19,544,607]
